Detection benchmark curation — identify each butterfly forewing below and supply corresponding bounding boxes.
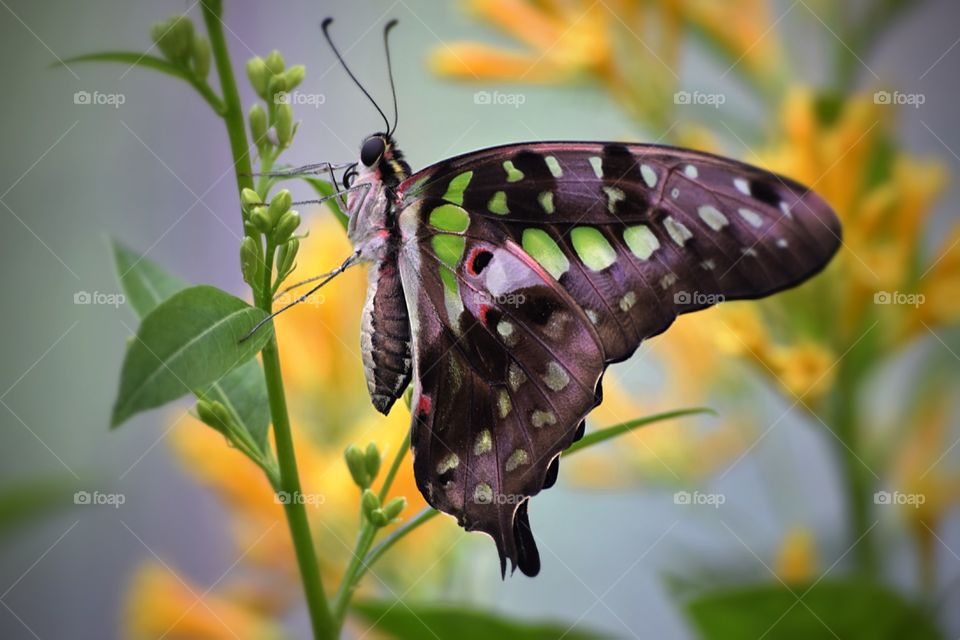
[401,142,841,362]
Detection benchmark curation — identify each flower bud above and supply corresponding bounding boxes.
[196,399,231,434]
[264,50,286,75]
[246,57,270,99]
[267,75,288,104]
[383,496,407,521]
[364,443,381,481]
[276,238,299,281]
[240,188,262,213]
[275,103,294,147]
[239,236,263,289]
[272,211,300,244]
[267,189,292,225]
[250,207,273,234]
[368,509,389,527]
[191,36,211,79]
[283,65,306,91]
[248,104,268,148]
[360,488,380,520]
[345,445,371,488]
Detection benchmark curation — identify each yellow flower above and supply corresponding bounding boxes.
[775,527,817,584]
[124,563,285,640]
[429,0,613,83]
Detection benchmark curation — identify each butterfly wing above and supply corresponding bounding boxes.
[396,201,605,576]
[394,141,841,575]
[400,142,841,362]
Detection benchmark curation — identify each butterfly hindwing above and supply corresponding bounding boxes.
[401,142,841,362]
[396,202,604,575]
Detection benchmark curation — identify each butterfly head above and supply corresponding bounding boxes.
[344,132,410,191]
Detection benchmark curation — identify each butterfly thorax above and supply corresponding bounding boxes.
[346,134,410,263]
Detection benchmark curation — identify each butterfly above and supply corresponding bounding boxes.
[279,19,841,577]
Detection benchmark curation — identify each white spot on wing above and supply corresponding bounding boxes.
[664,216,694,246]
[640,164,658,188]
[734,178,751,195]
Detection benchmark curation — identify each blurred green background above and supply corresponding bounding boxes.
[1,1,958,638]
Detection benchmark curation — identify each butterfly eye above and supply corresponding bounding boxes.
[360,137,386,167]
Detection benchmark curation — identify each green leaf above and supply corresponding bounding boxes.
[111,238,188,317]
[352,601,609,640]
[55,51,224,113]
[111,285,272,427]
[686,580,942,640]
[56,51,191,80]
[564,407,715,457]
[202,359,270,451]
[110,242,271,452]
[303,177,348,230]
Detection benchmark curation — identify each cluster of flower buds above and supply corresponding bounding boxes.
[239,188,301,292]
[150,15,210,81]
[344,443,406,527]
[246,51,305,152]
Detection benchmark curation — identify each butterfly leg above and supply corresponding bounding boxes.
[239,249,362,343]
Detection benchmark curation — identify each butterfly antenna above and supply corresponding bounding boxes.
[383,19,399,135]
[239,250,361,343]
[321,17,391,133]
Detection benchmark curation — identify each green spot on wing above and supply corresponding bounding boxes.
[538,191,555,214]
[571,226,617,271]
[441,171,473,206]
[502,160,524,182]
[432,234,466,271]
[429,203,470,233]
[623,225,660,260]
[521,228,569,280]
[488,190,509,215]
[439,267,459,294]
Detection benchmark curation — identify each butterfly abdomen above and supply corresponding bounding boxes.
[361,245,412,415]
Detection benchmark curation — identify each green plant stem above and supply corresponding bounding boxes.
[200,0,253,196]
[831,359,878,577]
[358,508,439,582]
[200,2,334,637]
[378,431,411,502]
